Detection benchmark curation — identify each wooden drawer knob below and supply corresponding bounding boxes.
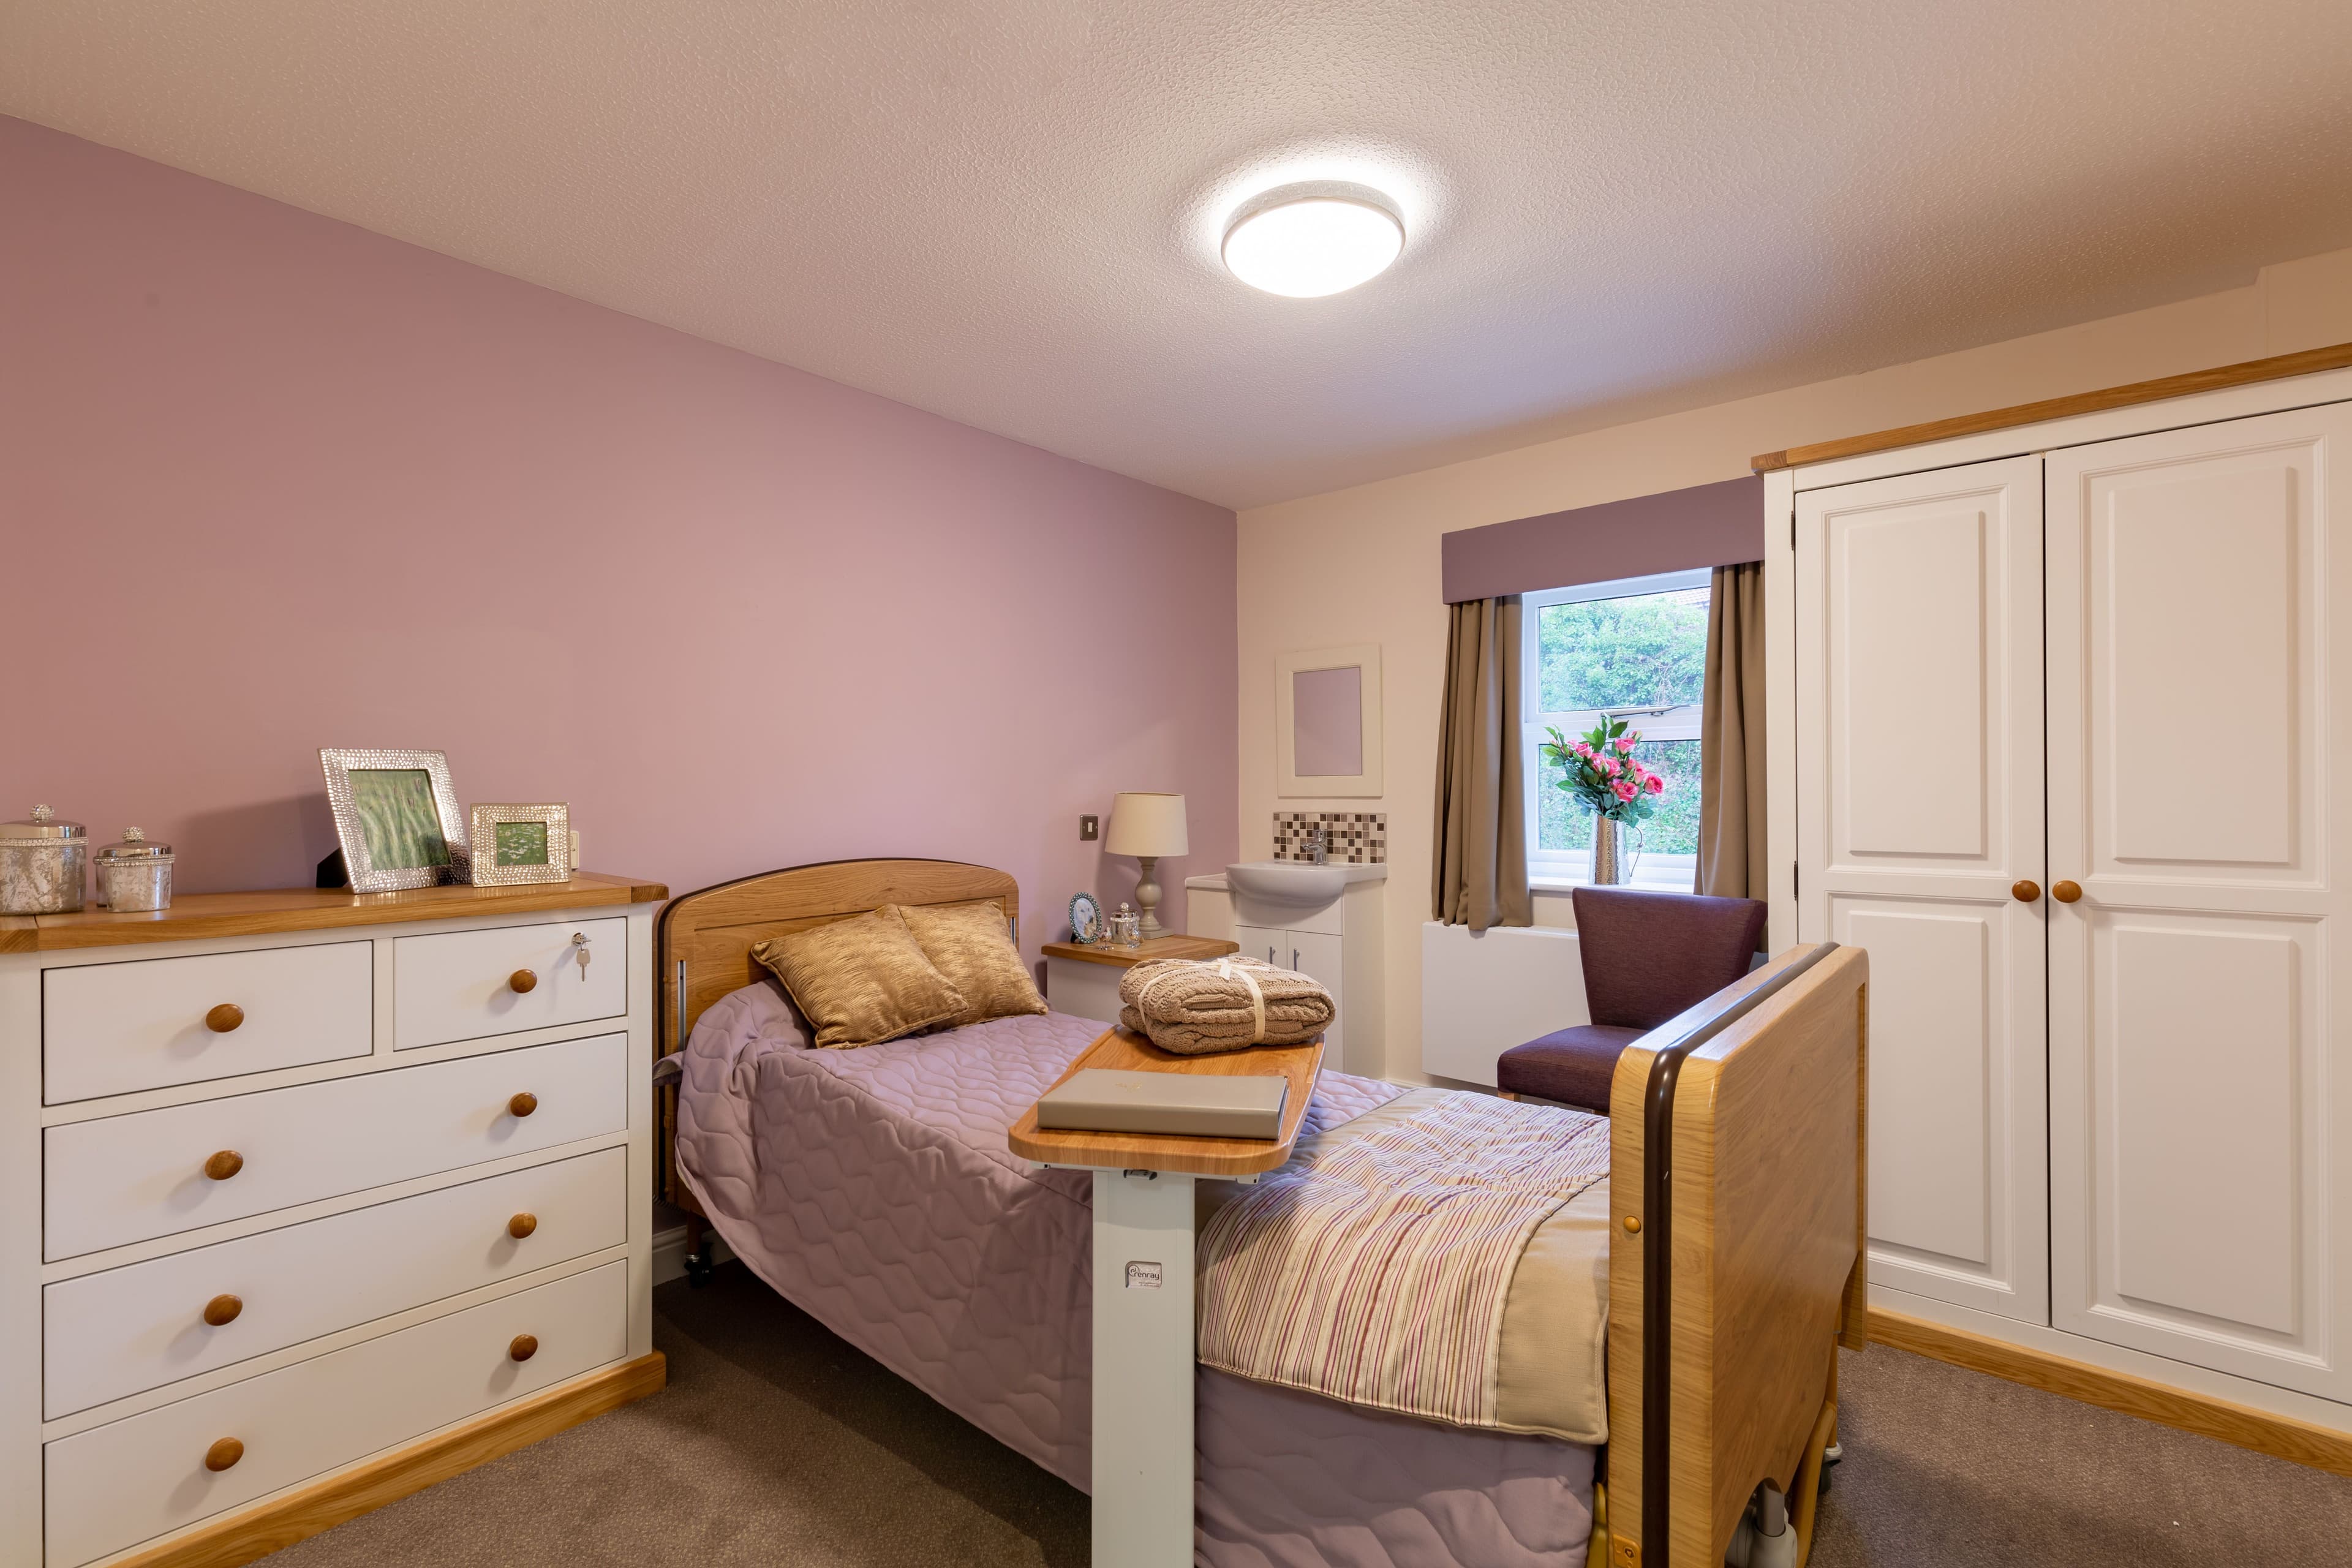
[508,1334,538,1363]
[508,1092,538,1118]
[205,1438,244,1472]
[203,1294,243,1327]
[204,1150,244,1182]
[1623,1215,1641,1234]
[2010,879,2040,903]
[2052,880,2084,903]
[205,1003,245,1033]
[508,968,538,994]
[508,1213,538,1240]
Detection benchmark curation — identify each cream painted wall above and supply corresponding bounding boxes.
[1237,245,2352,1085]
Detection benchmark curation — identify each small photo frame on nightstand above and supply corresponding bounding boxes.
[466,803,572,886]
[1069,892,1106,944]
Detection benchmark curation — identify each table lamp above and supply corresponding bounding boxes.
[1106,791,1188,941]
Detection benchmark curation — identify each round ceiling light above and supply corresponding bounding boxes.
[1221,182,1404,298]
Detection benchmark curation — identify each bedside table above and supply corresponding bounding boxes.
[1040,934,1240,1025]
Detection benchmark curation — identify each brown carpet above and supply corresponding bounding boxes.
[270,1262,2351,1567]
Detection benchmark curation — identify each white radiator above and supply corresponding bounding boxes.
[1419,921,1588,1087]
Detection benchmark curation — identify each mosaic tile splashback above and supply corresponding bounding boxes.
[1273,811,1386,864]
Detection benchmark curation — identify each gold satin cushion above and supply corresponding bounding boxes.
[895,899,1048,1027]
[752,906,967,1049]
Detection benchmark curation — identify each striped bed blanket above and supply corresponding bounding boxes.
[1197,1090,1612,1433]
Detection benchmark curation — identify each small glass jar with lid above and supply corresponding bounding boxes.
[1,804,88,914]
[95,827,175,913]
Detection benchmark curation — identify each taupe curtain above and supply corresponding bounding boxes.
[1697,562,1768,900]
[1432,595,1532,931]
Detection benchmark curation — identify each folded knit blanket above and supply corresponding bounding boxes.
[1118,956,1335,1055]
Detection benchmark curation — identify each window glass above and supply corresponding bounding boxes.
[1523,573,1711,886]
[1535,587,1709,713]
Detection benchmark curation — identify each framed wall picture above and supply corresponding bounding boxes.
[467,802,573,887]
[319,748,469,892]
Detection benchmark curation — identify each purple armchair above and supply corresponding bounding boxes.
[1494,886,1769,1114]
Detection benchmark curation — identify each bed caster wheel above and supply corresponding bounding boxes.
[1816,1463,1832,1497]
[684,1250,714,1287]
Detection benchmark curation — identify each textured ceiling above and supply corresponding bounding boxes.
[5,2,2351,507]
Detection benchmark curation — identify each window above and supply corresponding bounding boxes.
[1523,568,1710,891]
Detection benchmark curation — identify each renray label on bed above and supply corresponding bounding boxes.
[1126,1261,1164,1289]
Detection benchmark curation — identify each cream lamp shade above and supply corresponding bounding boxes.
[1106,793,1188,858]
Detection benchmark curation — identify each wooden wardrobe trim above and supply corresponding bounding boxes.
[101,1351,666,1568]
[1868,1309,2352,1479]
[1750,340,2352,473]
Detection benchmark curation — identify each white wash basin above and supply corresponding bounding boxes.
[1224,861,1349,910]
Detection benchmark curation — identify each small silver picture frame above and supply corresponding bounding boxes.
[467,802,573,887]
[1069,891,1106,944]
[320,748,469,893]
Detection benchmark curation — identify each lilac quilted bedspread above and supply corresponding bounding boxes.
[676,980,1595,1566]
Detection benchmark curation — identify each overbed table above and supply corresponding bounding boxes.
[1009,1026,1324,1568]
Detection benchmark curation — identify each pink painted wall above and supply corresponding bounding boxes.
[0,116,1238,951]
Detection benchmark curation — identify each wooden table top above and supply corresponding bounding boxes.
[0,872,669,954]
[1041,933,1240,968]
[1008,1025,1323,1177]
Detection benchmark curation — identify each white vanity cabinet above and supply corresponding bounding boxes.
[1778,359,2352,1429]
[1189,865,1385,1079]
[0,874,667,1568]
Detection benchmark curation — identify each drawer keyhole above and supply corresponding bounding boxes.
[508,1212,538,1240]
[204,1150,244,1182]
[203,1294,243,1327]
[508,1334,539,1363]
[204,1003,245,1033]
[205,1438,244,1473]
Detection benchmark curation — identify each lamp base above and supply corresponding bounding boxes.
[1135,856,1167,941]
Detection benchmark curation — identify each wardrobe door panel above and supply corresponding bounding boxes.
[2047,399,2352,1400]
[1796,455,2048,1322]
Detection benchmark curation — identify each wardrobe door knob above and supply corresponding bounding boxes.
[508,969,538,994]
[203,1294,243,1327]
[508,1334,539,1363]
[2010,880,2040,903]
[508,1213,538,1240]
[205,1003,245,1033]
[1623,1215,1641,1235]
[205,1438,244,1472]
[2052,880,2083,904]
[204,1150,244,1182]
[508,1092,538,1118]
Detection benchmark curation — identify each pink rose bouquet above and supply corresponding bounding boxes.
[1540,717,1669,827]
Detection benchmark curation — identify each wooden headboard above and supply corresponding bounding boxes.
[654,858,1021,1210]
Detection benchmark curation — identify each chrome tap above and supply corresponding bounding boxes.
[1307,825,1329,865]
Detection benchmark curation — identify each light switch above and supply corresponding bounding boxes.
[1080,815,1099,841]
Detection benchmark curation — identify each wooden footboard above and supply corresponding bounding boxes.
[1603,943,1868,1568]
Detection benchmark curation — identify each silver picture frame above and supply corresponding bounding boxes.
[319,748,469,893]
[467,802,573,887]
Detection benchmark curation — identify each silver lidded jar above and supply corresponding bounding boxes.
[1,804,88,914]
[95,827,175,913]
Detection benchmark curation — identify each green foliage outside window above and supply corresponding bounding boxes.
[1535,589,1709,857]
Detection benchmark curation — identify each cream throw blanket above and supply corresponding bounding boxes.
[1197,1091,1611,1432]
[1118,956,1334,1055]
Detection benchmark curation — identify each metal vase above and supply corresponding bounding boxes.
[1590,813,1623,886]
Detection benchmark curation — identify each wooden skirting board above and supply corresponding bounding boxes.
[1868,1310,2352,1480]
[104,1352,667,1568]
[1750,339,2352,473]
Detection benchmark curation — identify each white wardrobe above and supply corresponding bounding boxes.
[1780,366,2352,1420]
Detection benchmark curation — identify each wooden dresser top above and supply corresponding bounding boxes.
[1,872,669,954]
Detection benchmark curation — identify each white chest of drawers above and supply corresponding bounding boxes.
[0,873,668,1568]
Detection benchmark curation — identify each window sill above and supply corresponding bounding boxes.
[1530,872,1697,895]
